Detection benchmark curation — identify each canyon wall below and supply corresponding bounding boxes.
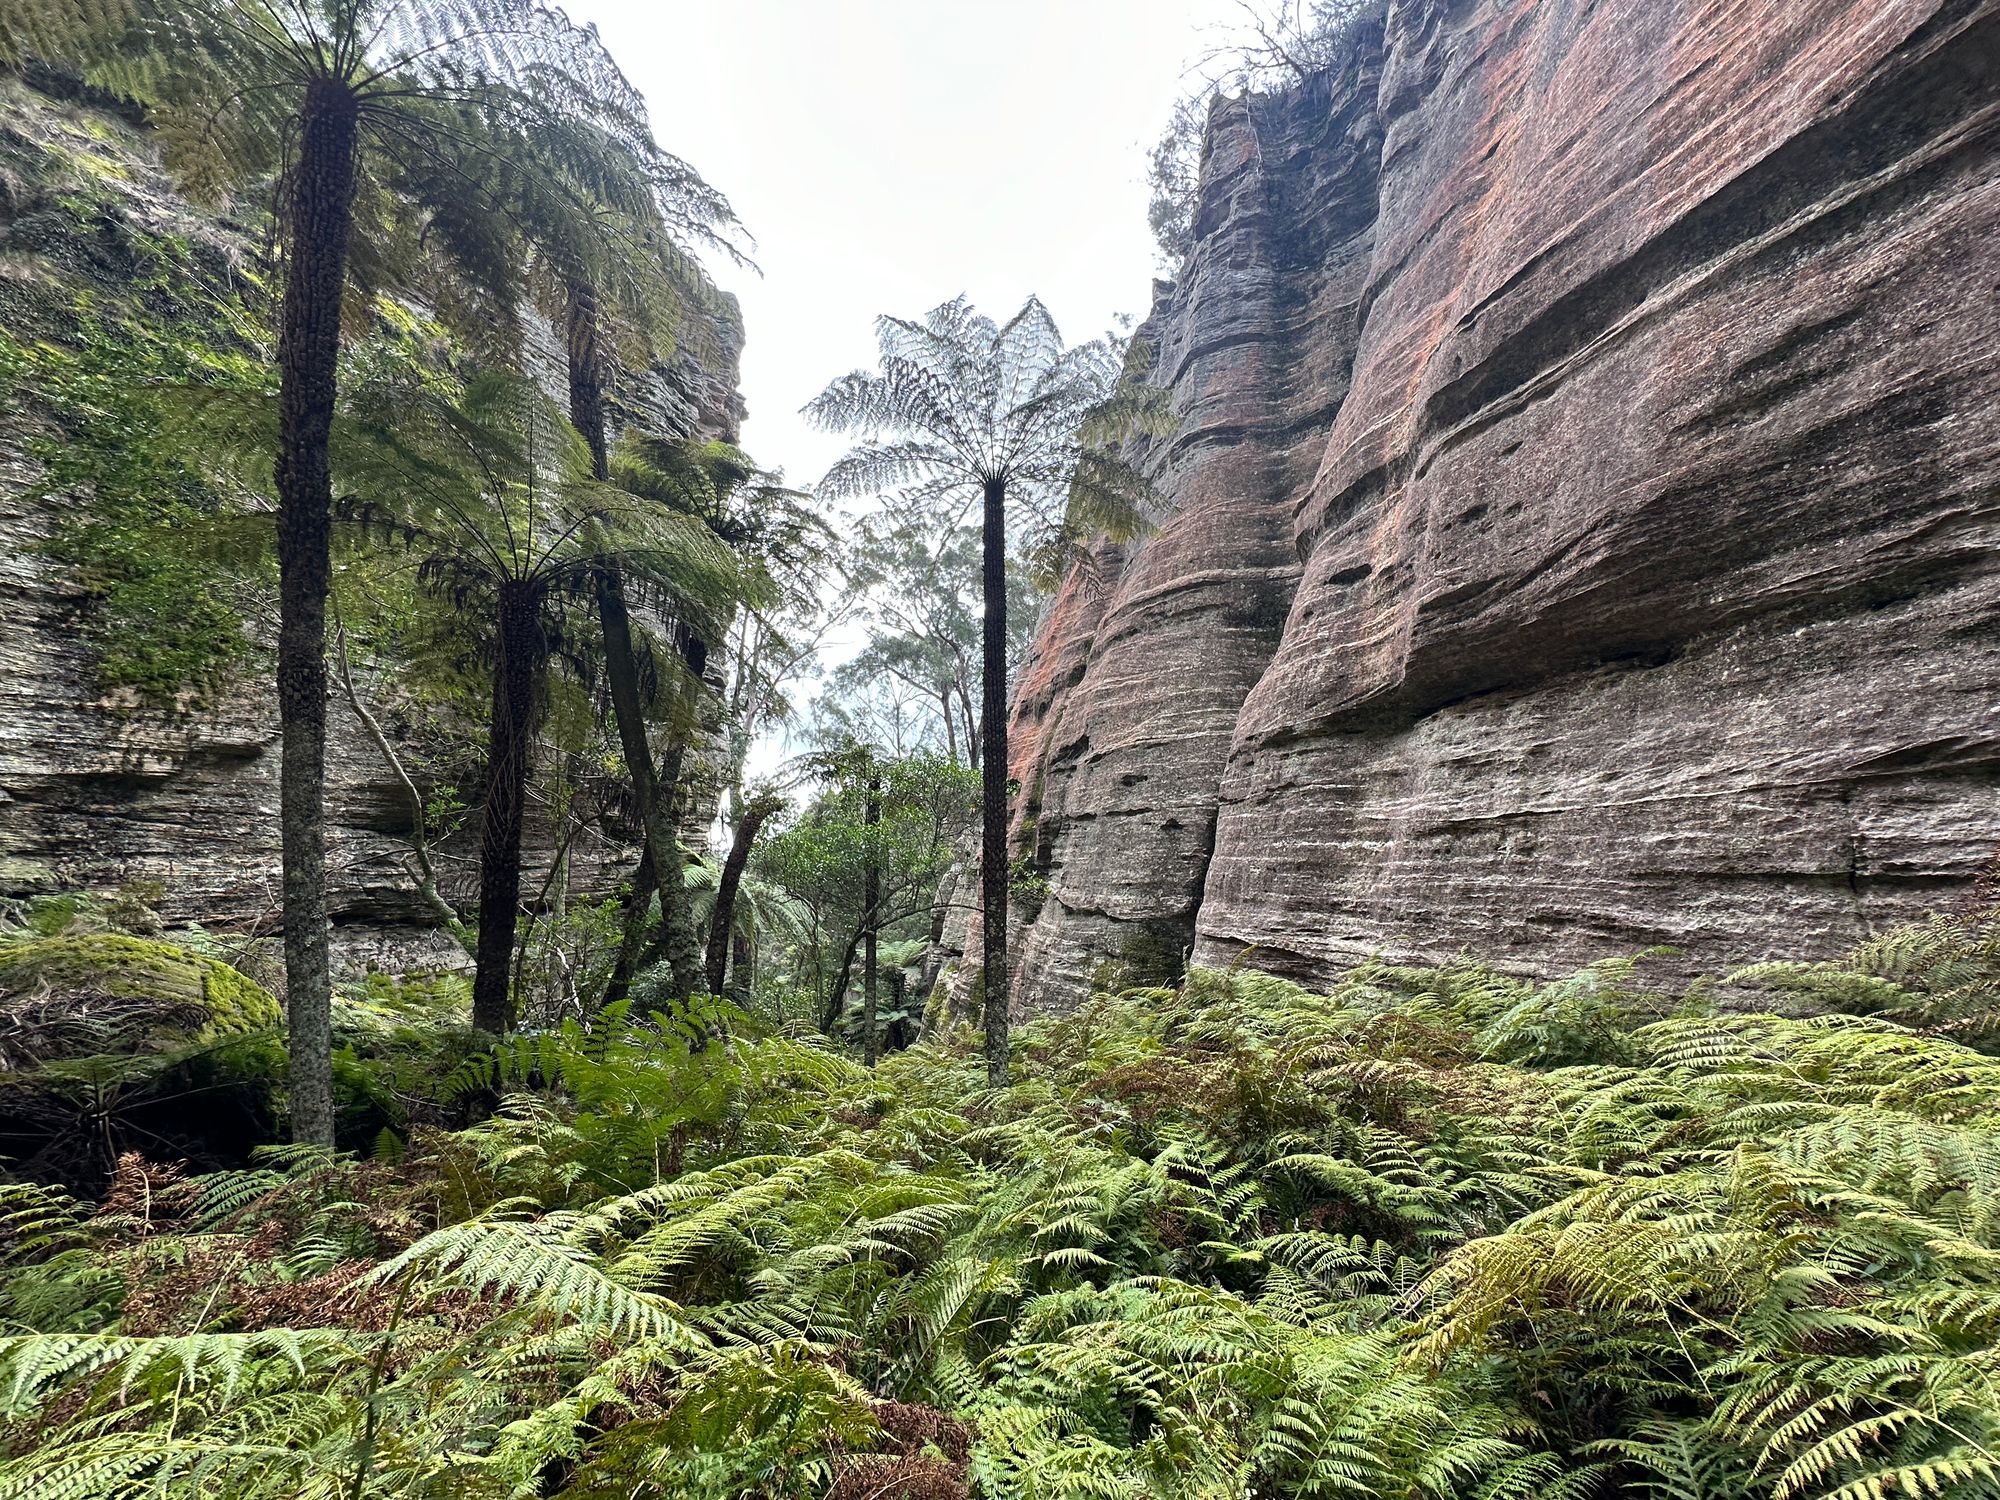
[1007,0,2000,1008]
[0,78,739,968]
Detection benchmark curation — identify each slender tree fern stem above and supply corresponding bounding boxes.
[981,476,1010,1088]
[567,280,703,1005]
[471,582,548,1033]
[275,76,359,1146]
[864,774,881,1066]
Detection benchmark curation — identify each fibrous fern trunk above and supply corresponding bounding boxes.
[471,582,547,1033]
[863,774,880,1067]
[980,476,1009,1088]
[706,801,773,997]
[275,77,359,1146]
[565,279,703,1005]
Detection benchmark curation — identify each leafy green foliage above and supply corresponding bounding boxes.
[1731,909,2000,1053]
[806,295,1161,563]
[1149,2,1387,266]
[5,919,1998,1498]
[755,753,977,1030]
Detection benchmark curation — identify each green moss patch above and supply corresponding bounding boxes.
[0,933,278,1066]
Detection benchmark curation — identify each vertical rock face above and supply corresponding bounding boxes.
[1009,0,2000,1006]
[0,80,742,968]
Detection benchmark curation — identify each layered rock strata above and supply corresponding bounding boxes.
[0,78,739,970]
[1007,0,2000,1008]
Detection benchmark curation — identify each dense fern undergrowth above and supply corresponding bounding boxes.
[4,921,1999,1500]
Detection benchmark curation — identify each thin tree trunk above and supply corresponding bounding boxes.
[510,802,585,1022]
[597,573,691,957]
[333,615,472,956]
[917,861,958,1024]
[940,689,958,765]
[705,801,774,996]
[603,846,655,1008]
[959,679,980,769]
[471,583,545,1033]
[624,677,705,1000]
[980,477,1009,1088]
[275,78,359,1147]
[565,279,704,1007]
[821,922,866,1036]
[863,774,881,1067]
[654,663,707,999]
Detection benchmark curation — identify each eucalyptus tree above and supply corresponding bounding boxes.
[12,0,671,1142]
[757,751,978,1050]
[808,299,1155,1084]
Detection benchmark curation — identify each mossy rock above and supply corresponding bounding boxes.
[0,933,278,1066]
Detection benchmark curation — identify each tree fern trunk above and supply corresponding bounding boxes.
[275,78,359,1147]
[863,774,881,1067]
[565,278,702,1006]
[706,801,773,996]
[471,583,545,1033]
[980,476,1009,1088]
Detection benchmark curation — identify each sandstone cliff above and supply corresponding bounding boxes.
[0,76,740,969]
[1007,0,2000,1009]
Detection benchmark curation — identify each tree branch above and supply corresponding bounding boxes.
[333,613,475,957]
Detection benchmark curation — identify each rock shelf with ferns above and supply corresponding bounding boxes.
[4,914,1998,1500]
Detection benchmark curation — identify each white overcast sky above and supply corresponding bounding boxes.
[573,0,1240,492]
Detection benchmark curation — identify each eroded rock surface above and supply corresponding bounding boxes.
[0,79,738,971]
[1009,0,2000,1006]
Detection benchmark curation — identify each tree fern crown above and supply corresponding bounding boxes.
[804,295,1161,550]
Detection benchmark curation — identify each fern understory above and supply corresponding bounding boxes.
[2,920,1998,1500]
